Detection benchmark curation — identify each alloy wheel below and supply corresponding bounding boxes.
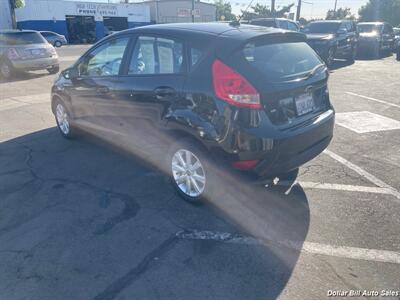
[56,103,70,135]
[172,149,206,197]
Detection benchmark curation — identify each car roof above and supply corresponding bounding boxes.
[113,22,301,41]
[0,29,39,34]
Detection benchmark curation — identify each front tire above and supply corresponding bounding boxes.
[346,45,357,62]
[47,65,60,74]
[54,101,74,139]
[325,47,335,67]
[169,139,211,203]
[54,41,62,47]
[0,60,14,79]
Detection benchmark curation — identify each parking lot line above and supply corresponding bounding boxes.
[279,181,394,195]
[346,91,400,109]
[177,230,400,264]
[324,150,400,201]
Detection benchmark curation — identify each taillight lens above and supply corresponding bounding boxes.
[7,48,20,60]
[212,59,261,109]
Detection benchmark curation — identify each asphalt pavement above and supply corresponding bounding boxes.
[0,45,399,300]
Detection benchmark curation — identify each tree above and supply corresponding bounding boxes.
[326,7,354,20]
[358,0,400,26]
[240,3,294,21]
[12,0,25,8]
[214,0,236,21]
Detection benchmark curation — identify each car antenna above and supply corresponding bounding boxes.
[229,0,256,26]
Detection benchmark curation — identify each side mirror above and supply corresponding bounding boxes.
[337,28,347,35]
[62,67,79,80]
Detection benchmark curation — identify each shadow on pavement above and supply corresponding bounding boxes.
[0,128,310,300]
[0,71,50,84]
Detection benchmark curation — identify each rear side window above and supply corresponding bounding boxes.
[241,42,322,81]
[128,36,183,75]
[0,32,46,45]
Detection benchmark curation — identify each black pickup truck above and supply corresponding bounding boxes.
[303,20,358,66]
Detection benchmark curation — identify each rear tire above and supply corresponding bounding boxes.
[168,138,212,204]
[54,41,62,47]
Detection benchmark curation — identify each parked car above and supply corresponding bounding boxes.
[249,18,300,31]
[0,30,59,79]
[303,20,358,66]
[51,23,334,202]
[40,31,68,47]
[357,22,395,57]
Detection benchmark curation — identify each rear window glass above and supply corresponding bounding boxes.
[242,42,322,81]
[0,32,46,45]
[305,22,340,34]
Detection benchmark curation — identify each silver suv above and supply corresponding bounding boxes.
[0,30,59,79]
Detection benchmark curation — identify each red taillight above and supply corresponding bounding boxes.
[212,59,261,109]
[231,160,259,170]
[7,48,20,60]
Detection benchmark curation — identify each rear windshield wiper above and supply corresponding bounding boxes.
[303,64,327,80]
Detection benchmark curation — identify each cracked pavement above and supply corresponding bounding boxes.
[1,46,400,300]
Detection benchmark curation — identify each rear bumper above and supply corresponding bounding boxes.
[223,109,335,179]
[12,57,59,71]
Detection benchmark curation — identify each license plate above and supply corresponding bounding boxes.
[295,93,314,116]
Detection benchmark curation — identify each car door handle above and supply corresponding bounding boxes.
[97,87,110,94]
[154,87,175,99]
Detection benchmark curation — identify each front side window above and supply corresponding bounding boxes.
[79,37,129,77]
[128,36,183,75]
[287,22,299,31]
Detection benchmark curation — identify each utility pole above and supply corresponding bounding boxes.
[334,0,338,12]
[8,0,17,29]
[191,0,195,22]
[271,0,275,14]
[296,0,301,21]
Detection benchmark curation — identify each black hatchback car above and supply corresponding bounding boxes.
[304,20,358,66]
[52,23,334,202]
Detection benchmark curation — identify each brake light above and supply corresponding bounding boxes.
[212,59,261,109]
[231,160,259,170]
[7,48,20,60]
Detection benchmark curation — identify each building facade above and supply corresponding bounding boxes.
[15,0,151,43]
[145,0,216,23]
[0,0,13,29]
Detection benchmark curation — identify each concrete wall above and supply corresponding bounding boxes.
[15,0,151,41]
[0,0,13,29]
[147,1,216,23]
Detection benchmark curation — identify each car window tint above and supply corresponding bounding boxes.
[129,36,183,75]
[241,42,322,82]
[80,37,129,77]
[190,47,203,67]
[277,20,288,29]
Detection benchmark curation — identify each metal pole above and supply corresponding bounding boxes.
[192,0,195,22]
[9,0,17,29]
[296,0,301,21]
[334,0,338,12]
[271,0,275,14]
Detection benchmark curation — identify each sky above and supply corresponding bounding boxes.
[67,0,369,20]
